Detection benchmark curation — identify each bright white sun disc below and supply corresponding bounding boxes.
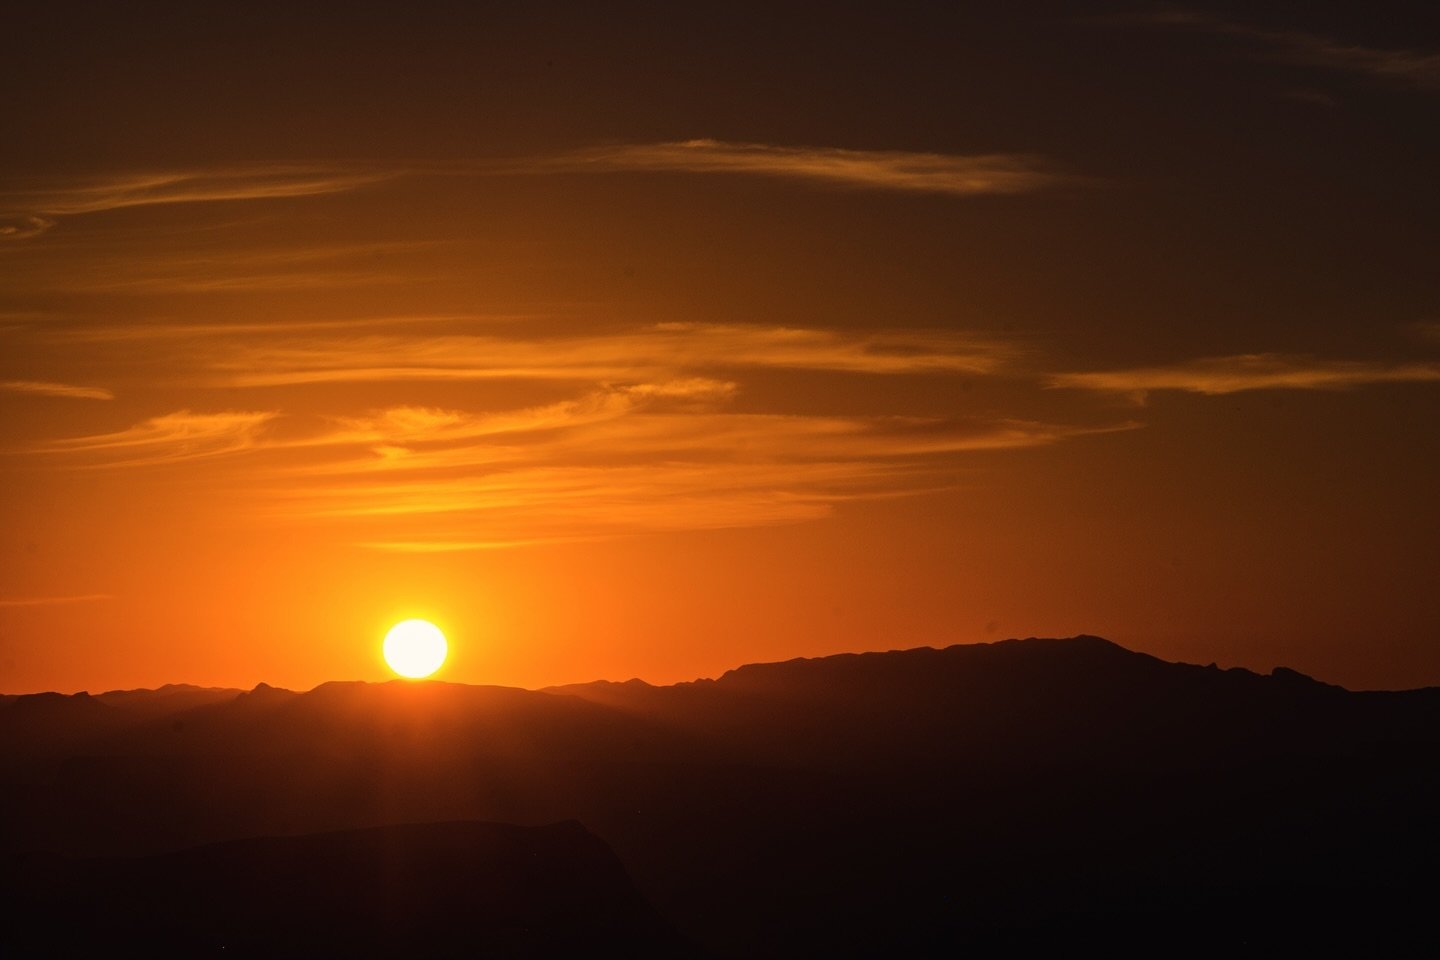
[383,619,448,679]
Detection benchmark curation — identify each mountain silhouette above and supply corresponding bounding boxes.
[3,636,1437,955]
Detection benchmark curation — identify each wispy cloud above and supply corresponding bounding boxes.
[1145,7,1440,92]
[44,314,516,342]
[1049,353,1440,399]
[274,461,890,540]
[300,379,736,455]
[0,165,390,237]
[0,216,56,240]
[37,410,278,466]
[526,140,1068,196]
[1,380,113,400]
[0,593,113,608]
[22,379,1130,545]
[0,143,1065,245]
[258,380,1133,546]
[270,426,1120,549]
[359,537,594,553]
[202,323,1014,387]
[295,396,1130,479]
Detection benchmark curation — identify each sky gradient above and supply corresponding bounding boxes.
[2,1,1437,692]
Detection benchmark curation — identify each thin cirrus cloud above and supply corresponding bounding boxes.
[0,216,56,240]
[262,383,1134,549]
[45,313,521,342]
[202,323,1014,387]
[291,393,1131,479]
[272,416,1121,550]
[1,380,113,400]
[298,379,737,457]
[0,141,1064,243]
[0,165,391,238]
[36,410,279,467]
[272,461,904,545]
[1048,353,1440,399]
[27,379,1133,546]
[321,415,1132,483]
[1144,7,1440,92]
[522,140,1068,196]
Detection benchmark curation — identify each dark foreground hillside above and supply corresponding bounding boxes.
[4,820,697,958]
[3,636,1438,956]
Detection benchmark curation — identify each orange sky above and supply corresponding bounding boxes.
[2,3,1438,693]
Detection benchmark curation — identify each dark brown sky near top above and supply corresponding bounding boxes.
[5,1,1436,353]
[1,1,1437,694]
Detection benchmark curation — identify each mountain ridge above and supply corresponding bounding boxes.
[4,633,1437,955]
[8,634,1436,706]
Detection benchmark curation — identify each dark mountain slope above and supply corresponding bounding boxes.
[0,683,243,755]
[546,636,1440,953]
[549,634,1439,767]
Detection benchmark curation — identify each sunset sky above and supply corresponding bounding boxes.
[2,2,1437,693]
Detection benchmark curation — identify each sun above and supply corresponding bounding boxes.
[383,619,448,679]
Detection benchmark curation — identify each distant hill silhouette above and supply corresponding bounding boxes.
[95,682,245,716]
[4,820,699,957]
[3,636,1437,955]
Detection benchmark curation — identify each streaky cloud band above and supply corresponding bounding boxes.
[511,140,1068,196]
[1141,7,1440,92]
[1049,353,1440,398]
[1,380,113,400]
